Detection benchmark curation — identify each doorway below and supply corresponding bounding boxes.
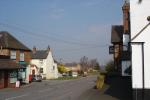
[4,71,8,88]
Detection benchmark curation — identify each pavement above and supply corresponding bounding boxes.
[0,75,132,100]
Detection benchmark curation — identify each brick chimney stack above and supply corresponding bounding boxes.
[33,46,36,53]
[47,45,51,52]
[122,1,130,34]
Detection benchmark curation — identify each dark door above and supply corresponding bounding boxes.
[32,70,35,75]
[4,71,8,88]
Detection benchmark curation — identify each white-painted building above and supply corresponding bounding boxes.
[130,0,150,99]
[29,46,58,79]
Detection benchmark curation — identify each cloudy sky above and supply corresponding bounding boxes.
[0,0,124,64]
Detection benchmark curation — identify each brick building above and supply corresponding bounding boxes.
[110,1,131,76]
[0,31,31,88]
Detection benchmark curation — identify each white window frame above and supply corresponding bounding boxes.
[20,52,24,61]
[10,50,16,60]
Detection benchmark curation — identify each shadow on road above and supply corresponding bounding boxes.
[104,76,132,100]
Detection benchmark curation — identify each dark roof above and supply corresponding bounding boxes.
[111,25,123,43]
[31,50,49,59]
[0,59,22,69]
[0,31,31,51]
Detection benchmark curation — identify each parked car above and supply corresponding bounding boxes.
[32,75,42,82]
[83,72,87,77]
[72,72,78,77]
[62,73,69,77]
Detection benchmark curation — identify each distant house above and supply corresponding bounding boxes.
[0,31,31,88]
[65,63,81,76]
[30,46,58,79]
[110,1,131,76]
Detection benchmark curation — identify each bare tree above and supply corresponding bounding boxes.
[89,59,98,69]
[80,56,89,71]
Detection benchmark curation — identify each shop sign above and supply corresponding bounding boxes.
[9,71,17,78]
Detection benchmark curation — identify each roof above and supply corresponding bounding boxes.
[0,59,22,69]
[31,50,49,59]
[65,63,79,67]
[0,31,31,51]
[111,25,123,43]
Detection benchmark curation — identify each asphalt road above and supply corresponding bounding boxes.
[0,75,130,100]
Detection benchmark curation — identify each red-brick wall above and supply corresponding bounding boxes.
[0,71,4,89]
[122,3,130,33]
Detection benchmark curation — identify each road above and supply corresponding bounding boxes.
[0,75,128,100]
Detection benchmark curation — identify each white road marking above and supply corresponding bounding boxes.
[5,94,28,100]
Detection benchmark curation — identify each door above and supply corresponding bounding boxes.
[32,70,35,75]
[4,71,8,88]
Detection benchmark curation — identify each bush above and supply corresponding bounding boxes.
[96,74,105,89]
[57,64,67,74]
[105,60,118,76]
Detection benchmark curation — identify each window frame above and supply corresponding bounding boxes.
[10,50,16,60]
[20,52,24,61]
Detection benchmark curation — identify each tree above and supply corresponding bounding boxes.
[105,60,116,73]
[94,62,100,70]
[89,59,97,68]
[80,56,89,71]
[57,64,67,74]
[89,59,100,70]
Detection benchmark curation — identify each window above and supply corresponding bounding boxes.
[10,50,16,60]
[53,66,55,70]
[39,59,43,64]
[20,52,24,61]
[40,68,43,73]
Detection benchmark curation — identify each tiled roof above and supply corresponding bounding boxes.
[31,50,49,59]
[0,59,22,69]
[111,25,123,43]
[0,31,31,51]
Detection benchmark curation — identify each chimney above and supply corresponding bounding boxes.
[33,46,36,53]
[47,45,51,52]
[122,1,130,33]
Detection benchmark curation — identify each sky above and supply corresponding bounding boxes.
[0,0,124,64]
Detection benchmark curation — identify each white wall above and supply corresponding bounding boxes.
[130,0,150,88]
[45,51,58,79]
[30,51,58,79]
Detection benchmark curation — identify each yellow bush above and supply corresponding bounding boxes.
[96,75,105,89]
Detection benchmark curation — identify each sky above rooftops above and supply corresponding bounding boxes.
[0,0,123,64]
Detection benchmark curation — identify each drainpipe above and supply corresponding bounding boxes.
[141,43,145,100]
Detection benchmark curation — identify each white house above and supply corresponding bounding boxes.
[30,46,58,79]
[130,0,150,99]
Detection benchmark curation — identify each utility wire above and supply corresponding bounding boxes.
[56,45,107,53]
[0,22,109,47]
